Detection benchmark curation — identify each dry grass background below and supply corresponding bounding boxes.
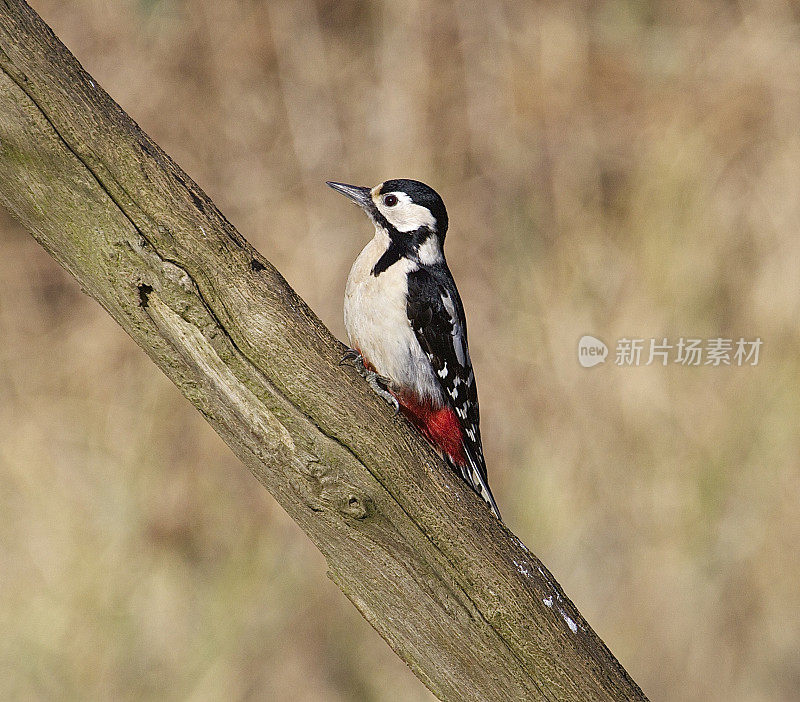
[1,0,799,700]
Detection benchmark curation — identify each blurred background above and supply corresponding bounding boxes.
[1,0,799,700]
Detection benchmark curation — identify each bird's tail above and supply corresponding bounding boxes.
[458,451,502,521]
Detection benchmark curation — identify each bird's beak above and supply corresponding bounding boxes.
[326,181,372,210]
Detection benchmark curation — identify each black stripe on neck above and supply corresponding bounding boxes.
[370,226,440,276]
[371,237,404,276]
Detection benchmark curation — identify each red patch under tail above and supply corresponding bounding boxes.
[394,391,466,466]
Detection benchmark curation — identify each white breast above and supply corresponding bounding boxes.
[344,228,443,404]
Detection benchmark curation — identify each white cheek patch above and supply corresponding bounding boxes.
[375,192,437,232]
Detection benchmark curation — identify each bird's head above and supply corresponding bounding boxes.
[327,179,449,265]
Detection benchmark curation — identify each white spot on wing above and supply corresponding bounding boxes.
[438,289,471,367]
[441,289,457,323]
[455,335,467,365]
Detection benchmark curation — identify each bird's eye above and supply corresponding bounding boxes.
[384,194,398,207]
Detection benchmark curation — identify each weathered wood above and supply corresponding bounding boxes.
[0,2,648,700]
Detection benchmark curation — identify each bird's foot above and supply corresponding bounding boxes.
[365,372,401,415]
[339,347,363,368]
[341,348,400,414]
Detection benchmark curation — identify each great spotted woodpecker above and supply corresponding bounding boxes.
[327,178,501,519]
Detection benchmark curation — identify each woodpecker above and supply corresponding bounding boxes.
[327,178,501,519]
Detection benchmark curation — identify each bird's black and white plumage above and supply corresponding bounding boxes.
[327,178,501,519]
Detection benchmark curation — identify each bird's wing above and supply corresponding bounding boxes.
[406,267,499,516]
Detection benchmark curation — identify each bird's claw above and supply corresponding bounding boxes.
[339,347,363,368]
[364,370,400,413]
[341,348,400,413]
